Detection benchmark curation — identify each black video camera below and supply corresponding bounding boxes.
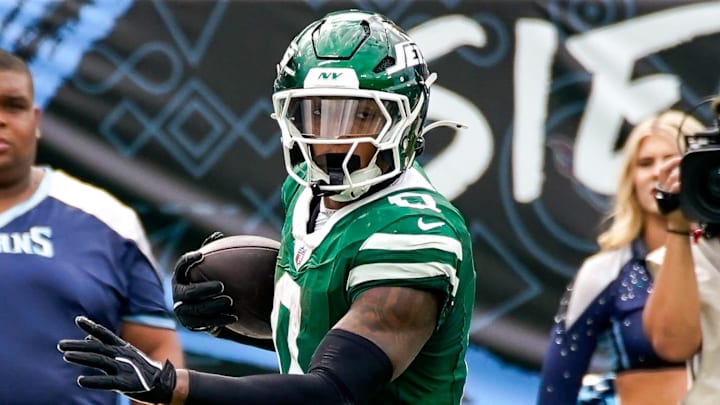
[680,100,720,224]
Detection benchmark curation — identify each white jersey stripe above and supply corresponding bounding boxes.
[360,233,462,260]
[347,262,459,296]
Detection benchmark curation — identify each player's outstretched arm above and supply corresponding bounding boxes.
[59,314,392,404]
[59,286,439,404]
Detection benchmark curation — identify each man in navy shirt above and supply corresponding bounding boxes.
[0,49,184,404]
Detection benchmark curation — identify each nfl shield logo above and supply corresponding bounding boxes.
[294,245,308,268]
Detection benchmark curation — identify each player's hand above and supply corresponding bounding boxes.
[57,316,176,404]
[172,232,238,332]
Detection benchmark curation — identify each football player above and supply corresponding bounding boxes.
[58,9,476,404]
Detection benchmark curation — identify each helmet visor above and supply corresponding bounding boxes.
[287,96,395,140]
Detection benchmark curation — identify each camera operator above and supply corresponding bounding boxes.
[643,106,720,405]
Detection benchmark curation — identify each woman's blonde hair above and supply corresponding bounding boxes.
[597,110,704,250]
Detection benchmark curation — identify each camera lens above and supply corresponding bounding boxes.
[708,166,720,199]
[680,147,720,223]
[698,164,720,211]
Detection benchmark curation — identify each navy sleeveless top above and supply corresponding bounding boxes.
[537,239,684,404]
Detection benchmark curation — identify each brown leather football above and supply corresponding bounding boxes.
[188,235,279,339]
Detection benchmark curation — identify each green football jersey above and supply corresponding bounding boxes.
[270,164,476,405]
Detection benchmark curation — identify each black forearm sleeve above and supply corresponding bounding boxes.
[186,329,393,405]
[214,327,275,351]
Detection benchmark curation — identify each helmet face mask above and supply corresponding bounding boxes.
[272,10,430,201]
[273,86,423,200]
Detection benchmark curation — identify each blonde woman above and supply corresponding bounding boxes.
[537,110,704,405]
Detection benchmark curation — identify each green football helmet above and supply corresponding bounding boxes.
[272,9,433,201]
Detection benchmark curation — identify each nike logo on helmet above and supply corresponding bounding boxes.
[417,218,445,231]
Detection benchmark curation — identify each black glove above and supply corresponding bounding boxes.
[172,232,238,332]
[57,316,176,404]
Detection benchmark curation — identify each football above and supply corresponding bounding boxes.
[188,234,279,339]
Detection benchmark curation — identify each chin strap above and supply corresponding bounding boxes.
[327,163,383,202]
